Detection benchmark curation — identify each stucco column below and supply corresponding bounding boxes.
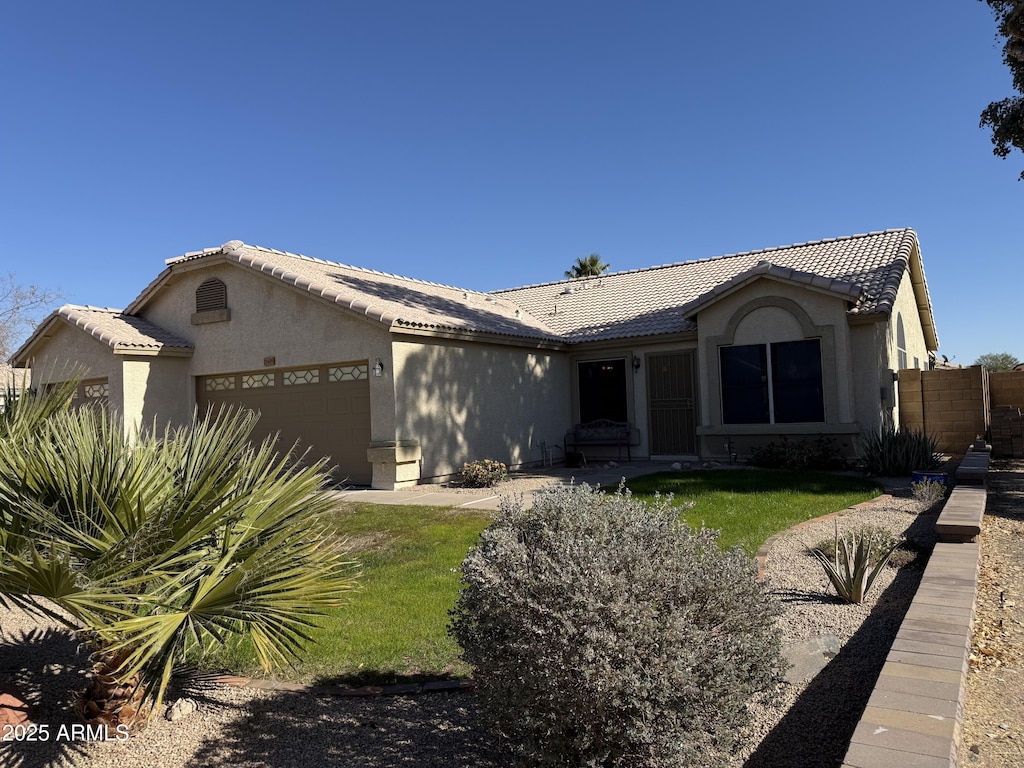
[366,439,422,489]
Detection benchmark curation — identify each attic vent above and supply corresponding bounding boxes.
[196,279,227,312]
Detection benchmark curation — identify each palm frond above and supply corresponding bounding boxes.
[0,397,359,723]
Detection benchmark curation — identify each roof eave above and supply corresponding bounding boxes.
[390,324,568,350]
[907,238,940,351]
[9,311,64,367]
[112,346,195,358]
[681,269,862,321]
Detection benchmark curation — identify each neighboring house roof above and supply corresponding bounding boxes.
[127,241,565,344]
[11,305,194,364]
[494,228,938,348]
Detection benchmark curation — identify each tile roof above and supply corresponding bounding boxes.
[127,228,934,349]
[678,261,865,319]
[154,241,565,343]
[493,229,932,343]
[13,306,194,361]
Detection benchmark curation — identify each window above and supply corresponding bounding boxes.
[578,359,627,423]
[896,314,908,369]
[720,339,824,424]
[241,373,275,389]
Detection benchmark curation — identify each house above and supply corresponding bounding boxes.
[10,228,938,489]
[0,364,31,413]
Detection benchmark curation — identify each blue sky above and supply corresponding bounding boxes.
[1,1,1020,365]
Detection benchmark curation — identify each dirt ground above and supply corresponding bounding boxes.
[960,460,1024,767]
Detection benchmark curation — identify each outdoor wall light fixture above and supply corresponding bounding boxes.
[373,358,384,377]
[632,355,641,373]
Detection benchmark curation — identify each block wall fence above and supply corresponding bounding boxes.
[899,367,1024,458]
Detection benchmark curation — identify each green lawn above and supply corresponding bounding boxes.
[201,470,880,685]
[204,502,492,686]
[618,469,881,555]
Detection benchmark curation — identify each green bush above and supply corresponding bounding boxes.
[456,459,508,487]
[749,436,843,471]
[858,425,940,476]
[450,484,784,767]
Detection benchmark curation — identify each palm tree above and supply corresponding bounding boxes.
[564,253,610,279]
[0,387,357,730]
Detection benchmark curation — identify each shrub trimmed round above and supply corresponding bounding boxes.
[450,484,784,767]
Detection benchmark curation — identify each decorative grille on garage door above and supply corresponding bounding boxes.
[197,362,372,485]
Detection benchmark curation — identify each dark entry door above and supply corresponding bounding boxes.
[646,351,697,455]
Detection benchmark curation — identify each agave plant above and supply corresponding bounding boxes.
[808,522,899,604]
[0,388,357,729]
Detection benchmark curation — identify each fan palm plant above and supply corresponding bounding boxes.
[564,253,609,278]
[0,388,357,729]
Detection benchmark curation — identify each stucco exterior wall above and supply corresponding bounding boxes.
[887,268,931,430]
[24,323,124,417]
[392,336,571,478]
[849,320,891,439]
[121,355,192,434]
[695,278,857,441]
[887,269,930,373]
[139,261,398,442]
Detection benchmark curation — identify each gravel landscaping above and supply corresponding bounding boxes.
[1,476,944,768]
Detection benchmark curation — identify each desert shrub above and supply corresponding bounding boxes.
[450,484,784,768]
[456,459,508,487]
[749,436,843,471]
[809,522,899,603]
[858,425,940,476]
[911,477,948,507]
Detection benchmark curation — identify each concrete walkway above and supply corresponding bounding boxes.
[330,460,684,510]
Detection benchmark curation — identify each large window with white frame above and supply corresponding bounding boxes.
[720,339,825,424]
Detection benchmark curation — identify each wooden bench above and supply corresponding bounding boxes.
[564,419,633,462]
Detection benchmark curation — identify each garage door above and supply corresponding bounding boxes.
[197,362,372,486]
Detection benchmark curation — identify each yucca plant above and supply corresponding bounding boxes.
[0,391,358,730]
[858,425,941,476]
[808,522,899,604]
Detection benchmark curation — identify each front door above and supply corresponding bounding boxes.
[646,351,697,455]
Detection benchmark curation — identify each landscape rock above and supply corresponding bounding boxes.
[165,697,199,722]
[782,634,842,684]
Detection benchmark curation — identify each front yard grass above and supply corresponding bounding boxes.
[204,502,491,686]
[201,470,880,685]
[621,469,881,555]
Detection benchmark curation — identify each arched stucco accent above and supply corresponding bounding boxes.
[704,296,840,427]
